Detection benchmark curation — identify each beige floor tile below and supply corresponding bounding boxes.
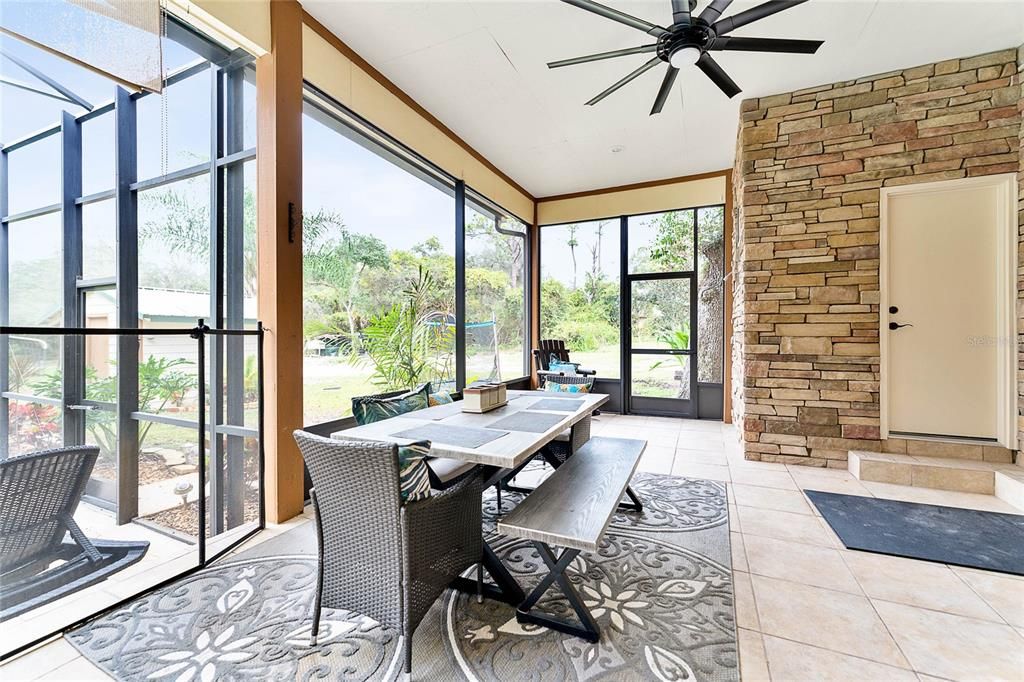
[737,506,832,547]
[36,656,110,681]
[744,535,862,594]
[873,599,1024,681]
[951,567,1024,627]
[738,628,770,682]
[675,448,730,465]
[842,552,1002,622]
[728,467,798,490]
[0,638,82,680]
[730,532,749,572]
[762,635,917,682]
[728,504,741,533]
[675,435,726,452]
[751,575,908,668]
[637,445,676,474]
[733,484,813,515]
[815,516,847,549]
[732,571,760,630]
[671,460,731,482]
[788,467,874,497]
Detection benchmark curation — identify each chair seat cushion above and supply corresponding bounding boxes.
[553,428,571,442]
[426,457,476,487]
[351,383,430,425]
[545,382,590,394]
[397,441,433,504]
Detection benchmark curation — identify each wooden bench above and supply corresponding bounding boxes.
[497,436,646,642]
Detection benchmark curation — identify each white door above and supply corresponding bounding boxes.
[882,175,1016,445]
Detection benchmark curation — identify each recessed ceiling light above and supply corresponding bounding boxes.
[610,145,625,154]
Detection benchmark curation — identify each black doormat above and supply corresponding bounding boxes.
[806,490,1024,576]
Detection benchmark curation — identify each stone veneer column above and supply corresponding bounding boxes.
[733,48,1022,466]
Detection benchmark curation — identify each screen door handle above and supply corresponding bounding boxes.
[888,322,913,330]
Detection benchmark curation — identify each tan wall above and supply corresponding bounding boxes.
[170,0,271,56]
[536,173,727,225]
[734,47,1021,467]
[301,19,534,223]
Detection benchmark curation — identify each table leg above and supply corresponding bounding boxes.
[515,541,599,642]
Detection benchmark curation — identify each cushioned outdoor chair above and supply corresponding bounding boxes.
[351,386,477,490]
[532,339,597,380]
[0,446,149,621]
[294,431,483,676]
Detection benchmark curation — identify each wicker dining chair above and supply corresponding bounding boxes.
[293,430,483,677]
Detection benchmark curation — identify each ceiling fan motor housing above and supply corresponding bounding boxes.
[657,23,714,62]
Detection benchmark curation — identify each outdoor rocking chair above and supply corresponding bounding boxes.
[0,446,150,621]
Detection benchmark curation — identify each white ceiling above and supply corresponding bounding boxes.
[303,0,1024,197]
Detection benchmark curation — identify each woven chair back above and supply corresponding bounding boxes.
[0,446,99,573]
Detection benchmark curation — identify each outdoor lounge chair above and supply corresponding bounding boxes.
[533,339,597,380]
[0,446,150,621]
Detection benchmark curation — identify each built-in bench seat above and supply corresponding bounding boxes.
[497,436,646,641]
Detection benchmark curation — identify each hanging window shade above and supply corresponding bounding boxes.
[0,0,163,93]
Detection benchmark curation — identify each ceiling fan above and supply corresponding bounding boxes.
[549,0,824,114]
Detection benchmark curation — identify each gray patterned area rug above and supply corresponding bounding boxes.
[68,471,736,681]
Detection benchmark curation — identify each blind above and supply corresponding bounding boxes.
[1,0,163,93]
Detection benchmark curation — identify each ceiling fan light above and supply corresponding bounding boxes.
[669,45,702,68]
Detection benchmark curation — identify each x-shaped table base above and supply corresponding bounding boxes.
[515,541,600,643]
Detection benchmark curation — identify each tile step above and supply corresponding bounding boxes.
[849,451,1024,505]
[881,437,1013,463]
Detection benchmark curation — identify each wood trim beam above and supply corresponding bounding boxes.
[536,169,731,203]
[723,168,734,424]
[529,202,541,387]
[257,0,305,523]
[300,10,535,204]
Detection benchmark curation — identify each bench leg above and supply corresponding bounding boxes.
[619,486,643,512]
[451,541,526,606]
[503,451,645,515]
[516,542,600,643]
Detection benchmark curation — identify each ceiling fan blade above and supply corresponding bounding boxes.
[586,56,663,106]
[698,0,734,24]
[713,0,809,35]
[548,44,658,69]
[711,36,823,54]
[671,0,691,25]
[560,0,669,36]
[650,66,679,115]
[695,52,741,98]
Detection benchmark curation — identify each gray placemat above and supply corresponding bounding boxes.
[486,411,566,433]
[529,398,585,412]
[392,423,508,448]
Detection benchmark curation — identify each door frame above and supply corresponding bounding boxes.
[879,173,1017,448]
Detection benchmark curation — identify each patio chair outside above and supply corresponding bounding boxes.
[533,339,597,379]
[294,431,483,676]
[0,446,150,621]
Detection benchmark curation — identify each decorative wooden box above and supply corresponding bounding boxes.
[462,383,507,413]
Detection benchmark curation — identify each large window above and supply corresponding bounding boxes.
[1,15,260,654]
[465,194,528,384]
[540,219,621,378]
[301,91,531,426]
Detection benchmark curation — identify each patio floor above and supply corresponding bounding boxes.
[3,416,1022,681]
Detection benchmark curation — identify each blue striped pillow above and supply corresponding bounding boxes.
[396,440,432,504]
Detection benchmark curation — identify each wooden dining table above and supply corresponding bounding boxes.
[332,389,610,603]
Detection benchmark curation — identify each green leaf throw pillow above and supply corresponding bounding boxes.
[352,383,430,425]
[396,440,432,504]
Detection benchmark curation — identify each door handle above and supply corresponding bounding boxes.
[888,322,913,330]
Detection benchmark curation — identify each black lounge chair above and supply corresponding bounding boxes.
[0,446,149,621]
